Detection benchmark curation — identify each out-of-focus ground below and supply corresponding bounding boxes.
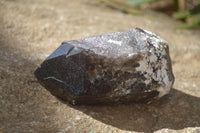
[0,0,200,132]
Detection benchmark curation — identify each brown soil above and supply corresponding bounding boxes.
[0,0,200,132]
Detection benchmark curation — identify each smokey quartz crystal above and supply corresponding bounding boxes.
[34,28,174,105]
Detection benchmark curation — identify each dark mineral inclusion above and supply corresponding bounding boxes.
[34,28,174,105]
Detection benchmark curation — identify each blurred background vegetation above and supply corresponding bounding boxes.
[99,0,200,29]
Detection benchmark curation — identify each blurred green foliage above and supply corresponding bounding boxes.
[89,131,95,133]
[100,0,200,29]
[99,0,143,14]
[173,4,200,29]
[127,0,159,6]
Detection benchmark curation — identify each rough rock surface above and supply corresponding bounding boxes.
[34,28,174,105]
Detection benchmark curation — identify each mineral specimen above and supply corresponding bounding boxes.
[34,28,174,105]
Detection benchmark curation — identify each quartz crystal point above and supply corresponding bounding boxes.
[34,28,174,105]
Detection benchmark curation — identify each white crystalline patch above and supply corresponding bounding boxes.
[113,87,131,96]
[162,70,169,84]
[143,29,155,35]
[143,29,168,50]
[148,37,162,49]
[140,35,148,41]
[44,76,64,83]
[144,29,168,44]
[128,52,136,57]
[108,39,122,46]
[135,46,171,97]
[156,59,172,97]
[152,38,160,49]
[148,54,158,63]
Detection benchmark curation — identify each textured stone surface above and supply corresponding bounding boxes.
[34,28,174,105]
